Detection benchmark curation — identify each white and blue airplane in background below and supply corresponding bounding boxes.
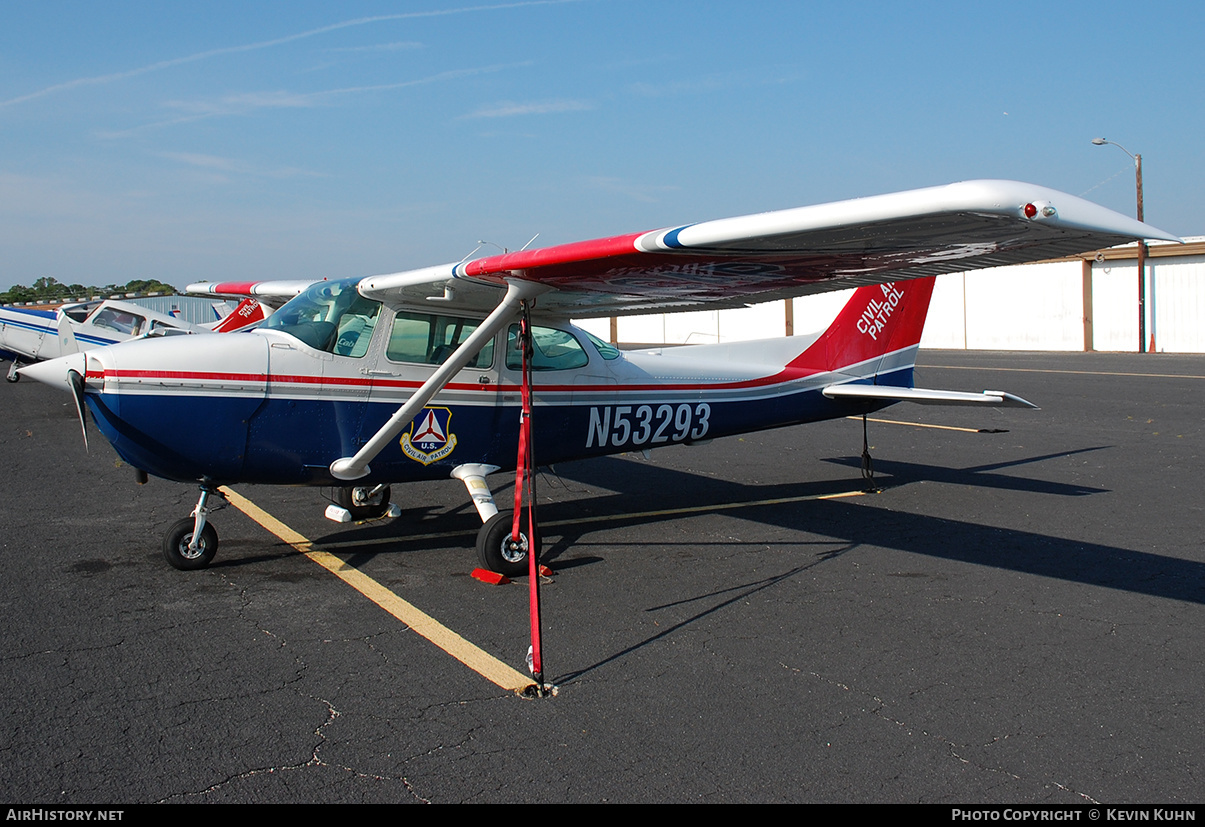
[19,180,1179,576]
[1,294,271,381]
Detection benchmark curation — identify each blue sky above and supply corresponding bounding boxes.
[2,0,1201,291]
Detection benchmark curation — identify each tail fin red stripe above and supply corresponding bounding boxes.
[211,298,266,333]
[789,277,935,374]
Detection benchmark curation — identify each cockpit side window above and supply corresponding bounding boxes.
[91,308,145,336]
[506,324,589,371]
[386,311,494,368]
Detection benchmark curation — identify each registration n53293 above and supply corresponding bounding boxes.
[586,403,711,448]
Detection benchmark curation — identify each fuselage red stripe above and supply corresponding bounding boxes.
[97,367,836,394]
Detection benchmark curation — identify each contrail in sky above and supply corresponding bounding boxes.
[98,62,534,137]
[0,0,578,109]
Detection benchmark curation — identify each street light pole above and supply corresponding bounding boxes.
[1092,138,1148,353]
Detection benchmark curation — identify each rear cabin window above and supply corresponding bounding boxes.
[584,330,621,361]
[386,312,494,369]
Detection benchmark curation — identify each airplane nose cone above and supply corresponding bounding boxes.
[17,352,87,391]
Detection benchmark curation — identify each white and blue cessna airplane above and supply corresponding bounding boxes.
[19,180,1178,576]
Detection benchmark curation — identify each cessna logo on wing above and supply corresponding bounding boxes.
[401,407,458,465]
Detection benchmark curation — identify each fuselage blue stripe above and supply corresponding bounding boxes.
[83,365,913,485]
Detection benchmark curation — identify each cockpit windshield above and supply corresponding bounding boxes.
[263,278,381,357]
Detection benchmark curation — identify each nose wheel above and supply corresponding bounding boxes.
[163,519,219,570]
[162,485,227,570]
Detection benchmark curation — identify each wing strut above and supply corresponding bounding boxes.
[330,278,550,481]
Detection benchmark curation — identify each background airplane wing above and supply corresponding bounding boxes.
[185,280,318,308]
[418,179,1177,319]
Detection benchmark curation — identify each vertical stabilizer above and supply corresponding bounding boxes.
[788,276,936,381]
[210,298,267,332]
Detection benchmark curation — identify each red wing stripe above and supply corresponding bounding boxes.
[206,282,261,294]
[461,232,646,276]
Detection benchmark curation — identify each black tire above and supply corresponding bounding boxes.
[4,364,18,383]
[334,485,392,520]
[476,511,540,577]
[162,518,219,571]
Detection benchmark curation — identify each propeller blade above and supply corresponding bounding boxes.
[67,369,89,452]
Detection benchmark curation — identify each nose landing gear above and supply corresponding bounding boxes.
[162,485,228,570]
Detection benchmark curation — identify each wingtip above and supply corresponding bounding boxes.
[988,391,1040,409]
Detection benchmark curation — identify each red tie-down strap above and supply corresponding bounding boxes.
[511,308,545,692]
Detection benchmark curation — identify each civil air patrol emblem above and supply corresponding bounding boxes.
[401,407,457,465]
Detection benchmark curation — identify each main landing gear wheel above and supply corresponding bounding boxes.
[334,485,392,520]
[5,362,19,383]
[162,518,219,571]
[476,511,541,577]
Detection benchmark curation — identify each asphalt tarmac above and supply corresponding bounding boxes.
[1,350,1202,804]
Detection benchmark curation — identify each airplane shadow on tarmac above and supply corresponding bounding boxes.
[530,451,1201,608]
[315,445,1202,611]
[523,449,1199,684]
[294,445,1205,686]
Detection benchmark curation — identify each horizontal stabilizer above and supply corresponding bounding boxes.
[823,384,1038,409]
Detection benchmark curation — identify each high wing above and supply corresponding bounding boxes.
[353,179,1179,317]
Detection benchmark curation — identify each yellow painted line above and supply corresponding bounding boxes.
[846,416,983,433]
[222,488,533,693]
[314,487,872,551]
[922,364,1205,380]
